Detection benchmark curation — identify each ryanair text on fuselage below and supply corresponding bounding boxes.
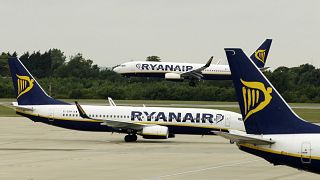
[131,111,224,123]
[136,63,194,72]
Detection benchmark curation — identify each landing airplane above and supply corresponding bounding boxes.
[9,57,244,142]
[216,48,320,173]
[113,39,272,86]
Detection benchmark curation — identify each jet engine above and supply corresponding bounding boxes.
[141,125,169,139]
[165,73,182,80]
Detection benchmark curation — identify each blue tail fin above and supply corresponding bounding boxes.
[225,48,320,134]
[8,57,68,105]
[250,39,272,68]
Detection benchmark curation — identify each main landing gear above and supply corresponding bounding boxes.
[124,134,138,142]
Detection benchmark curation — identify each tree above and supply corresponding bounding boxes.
[146,56,161,62]
[0,52,10,77]
[49,49,66,73]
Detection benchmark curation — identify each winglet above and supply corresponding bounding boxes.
[204,56,213,68]
[75,101,90,119]
[108,97,117,106]
[214,130,275,145]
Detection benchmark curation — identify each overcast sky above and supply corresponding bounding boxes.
[1,0,319,69]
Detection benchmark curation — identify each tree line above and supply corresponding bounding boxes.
[0,50,320,103]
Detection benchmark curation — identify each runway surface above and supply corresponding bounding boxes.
[0,117,318,180]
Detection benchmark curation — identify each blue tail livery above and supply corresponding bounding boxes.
[250,39,272,68]
[8,57,68,105]
[224,48,320,134]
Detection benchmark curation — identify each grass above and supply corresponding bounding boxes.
[293,109,320,123]
[0,105,17,117]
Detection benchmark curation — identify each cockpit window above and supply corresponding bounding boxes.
[120,64,126,67]
[238,118,243,121]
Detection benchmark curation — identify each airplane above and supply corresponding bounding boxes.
[113,39,272,86]
[215,48,320,174]
[8,57,244,142]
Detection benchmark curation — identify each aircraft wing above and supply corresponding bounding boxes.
[214,130,275,145]
[180,56,213,80]
[100,120,145,130]
[75,101,147,131]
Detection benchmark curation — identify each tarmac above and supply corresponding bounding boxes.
[0,117,318,180]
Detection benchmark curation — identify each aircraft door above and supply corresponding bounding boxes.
[225,114,230,127]
[48,110,54,122]
[301,142,311,164]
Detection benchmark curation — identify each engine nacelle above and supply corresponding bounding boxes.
[141,125,169,139]
[165,73,182,80]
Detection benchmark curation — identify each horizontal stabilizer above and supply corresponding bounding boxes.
[259,66,270,71]
[11,102,34,111]
[214,130,275,145]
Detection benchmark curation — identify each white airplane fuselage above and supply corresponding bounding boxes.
[113,61,231,80]
[17,104,244,135]
[238,134,320,172]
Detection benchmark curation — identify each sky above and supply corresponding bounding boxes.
[1,0,319,69]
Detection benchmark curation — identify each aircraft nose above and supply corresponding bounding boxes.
[112,66,121,73]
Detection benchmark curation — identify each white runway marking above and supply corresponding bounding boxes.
[144,158,261,180]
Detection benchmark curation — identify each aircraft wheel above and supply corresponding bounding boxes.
[124,134,138,142]
[131,134,138,141]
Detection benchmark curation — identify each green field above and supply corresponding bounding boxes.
[0,105,17,117]
[1,99,319,123]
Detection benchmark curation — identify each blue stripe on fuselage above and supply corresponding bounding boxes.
[121,72,232,80]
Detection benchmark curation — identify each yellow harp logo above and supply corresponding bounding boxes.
[254,49,266,63]
[16,74,34,98]
[241,79,272,121]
